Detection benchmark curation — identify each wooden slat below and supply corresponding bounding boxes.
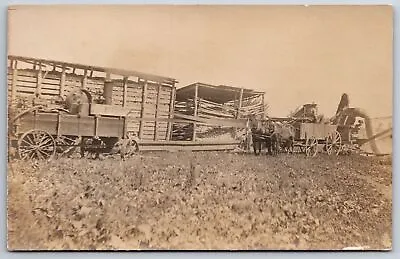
[36,67,42,98]
[122,76,128,107]
[237,88,244,119]
[15,80,37,88]
[60,66,66,96]
[14,86,58,96]
[17,69,36,77]
[192,84,198,141]
[41,77,60,86]
[11,66,18,104]
[16,75,37,83]
[167,87,176,141]
[139,81,148,139]
[13,92,57,100]
[41,82,61,91]
[154,83,162,140]
[82,69,87,89]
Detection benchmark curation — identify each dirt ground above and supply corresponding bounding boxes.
[7,151,392,250]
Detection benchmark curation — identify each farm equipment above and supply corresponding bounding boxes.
[269,93,392,157]
[9,89,139,160]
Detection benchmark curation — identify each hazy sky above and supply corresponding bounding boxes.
[8,5,393,117]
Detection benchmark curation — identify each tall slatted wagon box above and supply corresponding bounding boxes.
[103,77,177,141]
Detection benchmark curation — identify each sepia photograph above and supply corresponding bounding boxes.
[6,5,393,250]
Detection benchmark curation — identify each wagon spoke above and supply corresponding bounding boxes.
[21,138,35,147]
[32,131,40,144]
[36,150,44,160]
[24,134,35,145]
[19,148,34,156]
[39,137,53,147]
[37,133,47,144]
[19,144,36,151]
[38,148,52,157]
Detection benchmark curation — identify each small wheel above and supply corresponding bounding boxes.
[18,129,56,161]
[305,137,318,157]
[332,131,342,155]
[120,138,139,159]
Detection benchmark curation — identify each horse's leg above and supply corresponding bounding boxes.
[267,139,272,155]
[254,138,260,156]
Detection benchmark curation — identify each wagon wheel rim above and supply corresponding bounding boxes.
[311,137,318,157]
[18,130,56,161]
[305,138,312,156]
[331,131,342,155]
[325,135,333,155]
[121,139,139,158]
[305,137,318,157]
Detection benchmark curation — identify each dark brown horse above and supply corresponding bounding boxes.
[251,120,279,156]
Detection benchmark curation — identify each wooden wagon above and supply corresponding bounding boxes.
[291,122,342,157]
[7,55,178,141]
[270,103,343,157]
[10,99,140,160]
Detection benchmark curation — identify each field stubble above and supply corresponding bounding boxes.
[7,151,392,250]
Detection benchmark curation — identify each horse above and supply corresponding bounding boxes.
[274,122,295,154]
[251,127,264,155]
[264,121,281,156]
[251,120,280,156]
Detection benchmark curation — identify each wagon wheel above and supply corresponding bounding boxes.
[305,137,318,157]
[120,138,139,159]
[331,131,342,155]
[55,135,81,157]
[18,129,56,161]
[325,135,334,155]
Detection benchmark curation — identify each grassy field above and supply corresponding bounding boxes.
[7,151,392,250]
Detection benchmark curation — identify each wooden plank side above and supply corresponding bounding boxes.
[41,82,61,91]
[16,74,37,83]
[42,77,60,86]
[13,91,54,100]
[16,69,37,77]
[299,123,337,140]
[15,80,37,88]
[15,86,59,96]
